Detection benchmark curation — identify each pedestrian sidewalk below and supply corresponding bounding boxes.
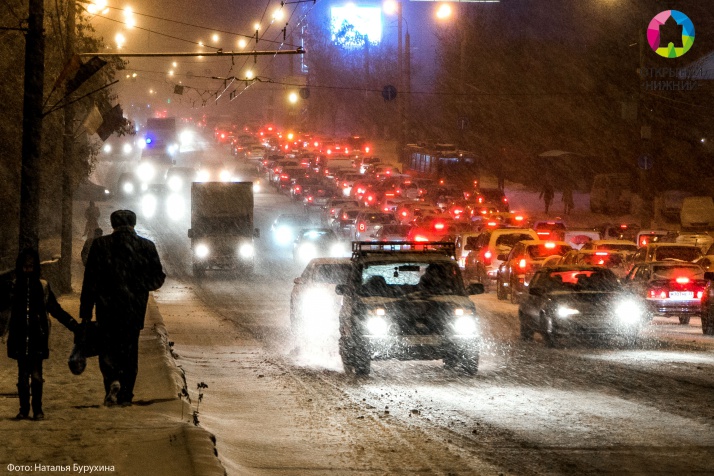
[0,206,224,476]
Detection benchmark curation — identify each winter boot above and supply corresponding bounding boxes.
[30,380,44,420]
[16,383,30,419]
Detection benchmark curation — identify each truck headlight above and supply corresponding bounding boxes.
[195,244,210,259]
[615,300,642,324]
[136,162,155,182]
[365,315,389,336]
[239,243,254,258]
[453,315,478,336]
[557,306,580,318]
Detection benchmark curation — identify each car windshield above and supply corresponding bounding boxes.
[598,243,637,251]
[654,247,701,261]
[359,262,462,296]
[544,269,619,291]
[651,265,704,280]
[313,264,351,283]
[495,233,534,248]
[527,244,571,259]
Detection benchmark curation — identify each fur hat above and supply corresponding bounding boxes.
[110,209,137,228]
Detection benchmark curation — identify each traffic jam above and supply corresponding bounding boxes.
[158,123,714,377]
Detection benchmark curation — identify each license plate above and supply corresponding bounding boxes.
[403,336,444,346]
[669,291,694,300]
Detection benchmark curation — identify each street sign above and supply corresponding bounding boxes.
[382,85,397,101]
[458,117,470,131]
[638,154,653,170]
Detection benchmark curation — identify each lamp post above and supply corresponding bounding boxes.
[384,0,410,159]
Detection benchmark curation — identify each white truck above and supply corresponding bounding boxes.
[188,182,259,277]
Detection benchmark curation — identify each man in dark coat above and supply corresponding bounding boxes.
[80,209,165,406]
[5,248,79,420]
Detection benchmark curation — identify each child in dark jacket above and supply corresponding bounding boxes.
[4,249,79,420]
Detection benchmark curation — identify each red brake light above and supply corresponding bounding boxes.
[414,235,429,242]
[519,258,527,269]
[503,197,508,202]
[544,242,556,249]
[434,222,445,230]
[401,211,408,217]
[515,215,524,222]
[676,277,690,284]
[620,224,628,229]
[595,251,609,256]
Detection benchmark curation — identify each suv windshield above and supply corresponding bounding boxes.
[359,262,463,297]
[654,247,701,261]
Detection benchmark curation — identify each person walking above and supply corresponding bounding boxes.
[81,227,103,266]
[80,210,165,407]
[83,201,100,237]
[562,185,575,215]
[539,180,555,214]
[4,248,79,420]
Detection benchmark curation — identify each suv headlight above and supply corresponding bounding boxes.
[557,306,580,318]
[366,315,389,336]
[136,162,155,182]
[453,314,478,336]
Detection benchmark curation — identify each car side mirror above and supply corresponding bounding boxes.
[188,229,193,239]
[294,277,302,285]
[467,283,485,295]
[335,284,346,295]
[254,228,260,238]
[529,287,543,296]
[497,254,508,261]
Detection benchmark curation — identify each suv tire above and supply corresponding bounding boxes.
[496,276,507,300]
[339,337,371,376]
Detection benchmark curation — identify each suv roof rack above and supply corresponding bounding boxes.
[351,241,456,259]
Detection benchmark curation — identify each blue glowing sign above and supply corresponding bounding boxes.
[331,6,382,49]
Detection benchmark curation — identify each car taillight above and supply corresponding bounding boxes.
[307,196,314,202]
[478,197,484,204]
[294,186,301,193]
[384,207,390,212]
[544,242,556,249]
[503,197,508,203]
[414,235,429,242]
[483,250,492,265]
[595,251,608,256]
[537,231,551,237]
[675,276,689,284]
[330,208,335,214]
[640,238,648,246]
[280,174,288,180]
[358,222,365,231]
[648,287,668,299]
[343,182,348,187]
[401,211,408,217]
[519,258,527,270]
[697,291,704,299]
[367,195,374,202]
[434,222,445,230]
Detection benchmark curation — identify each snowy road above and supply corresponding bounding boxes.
[134,151,714,474]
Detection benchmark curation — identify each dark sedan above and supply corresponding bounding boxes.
[293,228,349,263]
[519,265,649,347]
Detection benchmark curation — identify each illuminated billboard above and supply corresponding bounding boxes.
[331,5,382,49]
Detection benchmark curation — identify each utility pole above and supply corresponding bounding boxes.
[19,0,46,251]
[397,0,404,157]
[59,0,76,293]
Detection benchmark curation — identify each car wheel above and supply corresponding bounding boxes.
[443,350,479,375]
[496,276,507,300]
[510,279,519,304]
[339,336,370,376]
[624,332,640,348]
[519,311,534,341]
[678,315,690,325]
[193,264,205,279]
[541,312,559,348]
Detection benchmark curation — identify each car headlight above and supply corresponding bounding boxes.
[136,162,155,182]
[219,169,232,182]
[275,226,293,245]
[196,169,210,182]
[329,242,347,257]
[166,193,185,221]
[300,288,337,324]
[253,181,261,193]
[167,176,182,192]
[615,300,643,324]
[122,143,133,155]
[365,314,389,336]
[141,194,157,218]
[122,181,134,194]
[297,243,317,261]
[239,243,254,258]
[195,244,210,259]
[557,306,580,318]
[453,314,478,336]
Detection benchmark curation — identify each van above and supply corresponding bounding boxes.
[590,173,634,214]
[680,196,714,230]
